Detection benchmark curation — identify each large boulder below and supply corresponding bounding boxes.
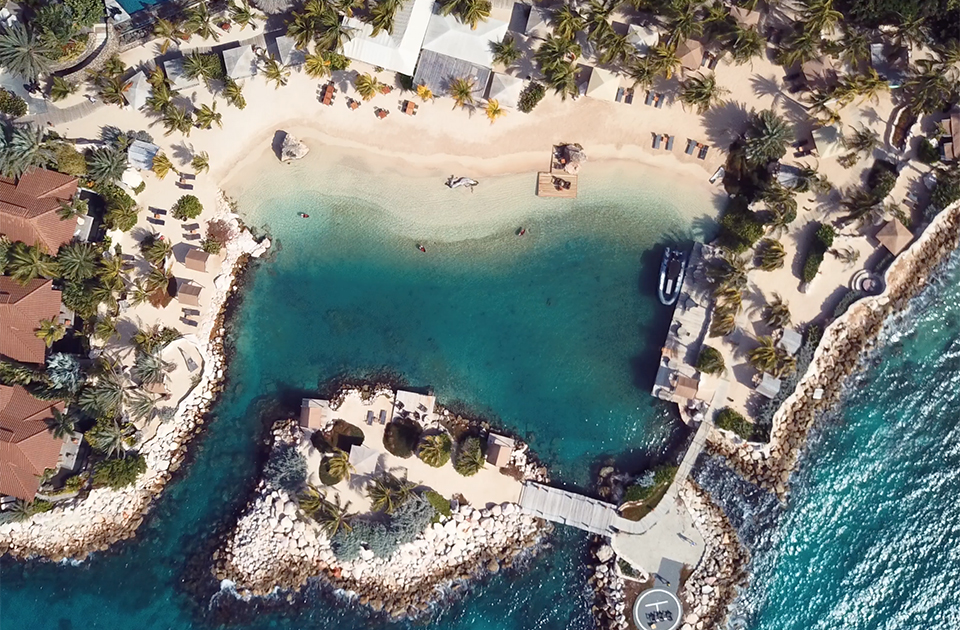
[280,133,309,162]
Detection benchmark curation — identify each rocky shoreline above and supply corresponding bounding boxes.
[0,200,270,561]
[707,201,960,500]
[212,417,552,620]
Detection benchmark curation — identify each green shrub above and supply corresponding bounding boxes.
[53,143,88,176]
[715,407,753,440]
[97,182,138,231]
[389,495,435,546]
[318,458,342,485]
[917,138,940,165]
[423,490,452,521]
[0,88,27,117]
[802,223,836,283]
[454,436,485,476]
[517,81,546,113]
[200,238,222,254]
[64,474,86,491]
[696,346,725,375]
[263,445,306,492]
[383,418,421,459]
[324,419,364,451]
[866,161,898,200]
[930,165,960,213]
[93,454,146,489]
[171,194,203,220]
[719,198,765,253]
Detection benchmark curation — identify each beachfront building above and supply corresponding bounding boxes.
[0,385,79,501]
[524,5,551,39]
[0,168,79,253]
[413,10,509,98]
[275,35,306,68]
[163,57,199,90]
[487,72,525,109]
[184,248,211,272]
[486,432,516,468]
[126,70,151,111]
[876,219,914,255]
[342,0,435,75]
[0,277,64,364]
[625,23,659,56]
[223,45,259,80]
[127,139,160,171]
[584,67,621,102]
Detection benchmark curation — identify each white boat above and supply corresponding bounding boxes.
[446,176,478,189]
[658,247,687,306]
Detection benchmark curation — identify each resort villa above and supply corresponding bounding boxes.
[0,168,80,253]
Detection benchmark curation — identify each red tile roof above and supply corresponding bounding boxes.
[0,167,79,253]
[0,385,65,501]
[0,276,63,364]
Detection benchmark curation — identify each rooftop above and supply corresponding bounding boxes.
[0,167,79,253]
[342,0,434,75]
[420,10,508,69]
[0,384,66,501]
[0,277,63,364]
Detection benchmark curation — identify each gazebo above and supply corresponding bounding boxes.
[184,247,211,272]
[876,219,913,254]
[222,45,258,80]
[486,433,516,468]
[812,124,844,158]
[757,373,781,399]
[626,23,659,55]
[585,66,620,101]
[163,57,198,90]
[779,328,802,356]
[176,280,202,306]
[275,35,306,67]
[673,374,700,400]
[525,6,551,39]
[487,72,524,109]
[676,40,704,71]
[126,71,151,110]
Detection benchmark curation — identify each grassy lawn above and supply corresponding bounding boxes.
[619,465,678,521]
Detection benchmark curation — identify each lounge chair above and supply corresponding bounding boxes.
[698,145,709,160]
[176,181,194,190]
[665,135,674,151]
[645,91,655,106]
[624,89,634,104]
[181,172,196,181]
[379,409,387,424]
[147,217,165,226]
[652,134,662,149]
[685,139,696,155]
[366,410,374,425]
[655,94,664,108]
[615,87,624,102]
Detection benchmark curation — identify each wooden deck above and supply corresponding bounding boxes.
[537,172,578,198]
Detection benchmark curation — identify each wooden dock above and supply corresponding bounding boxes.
[537,171,578,198]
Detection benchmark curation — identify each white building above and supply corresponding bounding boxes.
[341,0,435,75]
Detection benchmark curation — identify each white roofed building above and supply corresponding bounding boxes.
[163,57,198,90]
[420,11,508,68]
[585,66,620,101]
[342,0,434,75]
[626,23,659,55]
[126,70,151,110]
[525,6,551,39]
[223,45,258,80]
[487,72,524,108]
[275,35,306,67]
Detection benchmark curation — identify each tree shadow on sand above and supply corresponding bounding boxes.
[702,100,752,148]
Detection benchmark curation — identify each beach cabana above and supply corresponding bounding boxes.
[184,247,211,272]
[676,40,704,71]
[342,0,433,75]
[729,5,761,28]
[673,374,700,400]
[394,389,436,419]
[176,280,202,306]
[348,443,380,477]
[779,328,802,356]
[126,70,151,111]
[942,111,960,161]
[486,433,516,468]
[811,124,844,158]
[163,57,198,90]
[757,373,781,399]
[876,219,913,255]
[300,398,334,430]
[585,67,620,102]
[487,72,524,109]
[222,45,258,80]
[127,140,159,171]
[626,24,659,55]
[525,6,551,39]
[274,35,306,67]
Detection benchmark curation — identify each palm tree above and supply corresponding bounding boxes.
[97,253,125,290]
[87,147,127,183]
[728,26,764,65]
[367,474,400,513]
[598,32,630,66]
[679,73,727,114]
[763,293,791,328]
[842,124,878,157]
[416,84,433,101]
[49,76,76,102]
[756,238,786,271]
[93,315,118,343]
[837,26,870,67]
[490,36,521,67]
[454,438,486,476]
[748,335,779,373]
[626,57,656,90]
[714,285,743,312]
[46,408,75,440]
[261,56,290,89]
[98,75,133,107]
[315,14,355,52]
[0,23,54,80]
[448,77,476,109]
[800,0,843,36]
[145,82,176,115]
[459,0,492,29]
[128,390,158,422]
[902,59,955,116]
[152,152,175,179]
[839,188,885,226]
[0,124,55,178]
[418,434,452,467]
[485,98,506,123]
[744,109,791,166]
[153,18,184,54]
[161,105,194,137]
[57,242,99,282]
[316,493,352,537]
[325,448,354,481]
[665,0,703,47]
[132,350,174,386]
[298,485,325,514]
[57,197,88,220]
[35,318,66,347]
[774,352,797,378]
[223,77,246,110]
[186,1,220,41]
[584,0,615,45]
[707,253,748,291]
[144,266,170,293]
[369,0,400,36]
[535,35,581,73]
[230,0,263,30]
[194,102,222,129]
[840,68,889,105]
[647,44,682,80]
[304,51,333,78]
[354,73,381,100]
[551,4,585,41]
[7,242,58,284]
[776,30,820,68]
[87,418,128,458]
[140,236,172,266]
[544,62,579,100]
[191,151,210,174]
[331,0,365,17]
[182,51,218,84]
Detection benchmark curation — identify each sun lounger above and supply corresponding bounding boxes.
[379,409,387,424]
[698,145,709,160]
[184,233,201,241]
[652,134,662,149]
[366,410,374,425]
[685,139,696,155]
[645,91,655,106]
[147,217,165,226]
[665,135,674,151]
[615,87,624,102]
[183,223,200,231]
[150,207,167,215]
[180,173,196,181]
[655,94,664,108]
[181,317,198,327]
[624,89,634,104]
[176,181,194,190]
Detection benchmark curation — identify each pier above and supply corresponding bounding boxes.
[536,144,582,198]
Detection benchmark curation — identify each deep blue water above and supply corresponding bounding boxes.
[1,185,690,629]
[116,0,170,14]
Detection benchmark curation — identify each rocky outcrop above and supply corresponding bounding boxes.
[213,421,551,620]
[677,479,749,630]
[709,201,960,500]
[588,541,629,630]
[0,196,270,560]
[280,133,309,162]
